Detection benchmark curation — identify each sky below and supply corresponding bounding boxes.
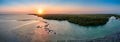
[0,0,120,14]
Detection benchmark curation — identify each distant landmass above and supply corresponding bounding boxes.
[29,14,120,26]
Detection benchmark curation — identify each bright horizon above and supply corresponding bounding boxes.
[0,0,120,14]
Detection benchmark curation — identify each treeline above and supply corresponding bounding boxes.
[30,14,120,26]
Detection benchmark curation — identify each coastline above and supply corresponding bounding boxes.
[29,14,117,26]
[29,14,120,42]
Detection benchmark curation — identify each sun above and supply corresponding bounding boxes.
[37,9,44,15]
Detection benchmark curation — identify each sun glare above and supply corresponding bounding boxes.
[37,9,44,15]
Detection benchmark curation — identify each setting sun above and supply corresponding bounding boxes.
[37,9,44,15]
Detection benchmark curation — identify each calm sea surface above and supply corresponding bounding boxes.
[0,14,120,42]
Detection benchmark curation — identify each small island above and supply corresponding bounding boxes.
[30,14,120,26]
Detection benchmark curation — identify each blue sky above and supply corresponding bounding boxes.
[0,0,120,14]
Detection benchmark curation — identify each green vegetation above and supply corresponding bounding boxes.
[30,14,120,26]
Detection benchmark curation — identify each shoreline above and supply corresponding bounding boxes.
[29,14,120,42]
[29,14,118,26]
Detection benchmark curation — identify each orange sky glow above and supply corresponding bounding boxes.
[0,4,119,14]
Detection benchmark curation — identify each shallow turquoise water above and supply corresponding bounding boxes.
[45,16,120,40]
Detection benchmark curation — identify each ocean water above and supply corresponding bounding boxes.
[0,14,120,42]
[47,16,120,41]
